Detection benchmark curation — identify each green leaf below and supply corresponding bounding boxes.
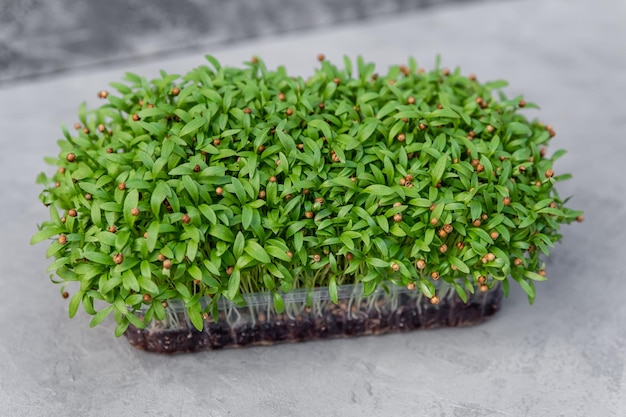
[227,269,240,299]
[90,305,114,328]
[244,240,271,264]
[363,184,395,196]
[138,275,159,294]
[74,262,103,278]
[376,101,398,118]
[188,265,203,281]
[122,270,140,292]
[175,282,192,300]
[188,307,204,331]
[537,207,565,216]
[323,81,337,100]
[174,241,186,263]
[235,254,256,270]
[324,176,358,190]
[518,216,537,229]
[273,292,285,314]
[431,154,448,185]
[123,188,139,226]
[261,274,275,291]
[125,294,144,306]
[486,214,506,229]
[126,313,146,329]
[389,224,406,237]
[83,251,115,265]
[453,282,468,303]
[146,222,160,252]
[359,121,380,142]
[201,166,228,177]
[242,206,253,229]
[115,230,131,250]
[138,121,163,137]
[209,224,235,242]
[247,200,266,209]
[31,227,62,244]
[100,202,122,212]
[186,240,199,261]
[102,275,123,295]
[485,79,509,89]
[376,216,389,233]
[411,240,430,256]
[204,54,221,70]
[340,234,355,251]
[68,291,83,318]
[140,260,151,279]
[137,107,166,119]
[266,245,292,262]
[409,198,433,208]
[230,177,247,205]
[507,122,532,136]
[199,204,217,224]
[517,277,536,301]
[448,256,470,274]
[265,264,285,279]
[424,229,435,245]
[532,198,553,211]
[329,276,338,304]
[469,228,494,245]
[367,258,389,269]
[179,117,206,137]
[524,271,547,282]
[151,181,170,216]
[95,231,117,247]
[429,108,460,120]
[152,300,166,320]
[308,119,333,140]
[357,92,378,104]
[110,81,132,94]
[46,257,70,273]
[114,320,130,337]
[182,175,199,203]
[469,200,482,221]
[550,149,567,161]
[233,232,245,258]
[46,241,65,258]
[419,281,434,298]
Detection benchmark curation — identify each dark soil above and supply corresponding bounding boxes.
[125,286,503,353]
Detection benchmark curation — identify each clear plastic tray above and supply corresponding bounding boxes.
[125,281,503,353]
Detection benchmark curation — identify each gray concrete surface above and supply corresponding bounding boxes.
[1,0,625,415]
[0,0,485,84]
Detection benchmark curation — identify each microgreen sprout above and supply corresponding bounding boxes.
[32,55,582,336]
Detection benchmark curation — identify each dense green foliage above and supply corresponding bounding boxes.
[32,55,582,335]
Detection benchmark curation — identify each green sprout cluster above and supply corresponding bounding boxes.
[32,55,582,335]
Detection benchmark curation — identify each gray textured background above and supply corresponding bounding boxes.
[0,0,479,84]
[1,0,626,415]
